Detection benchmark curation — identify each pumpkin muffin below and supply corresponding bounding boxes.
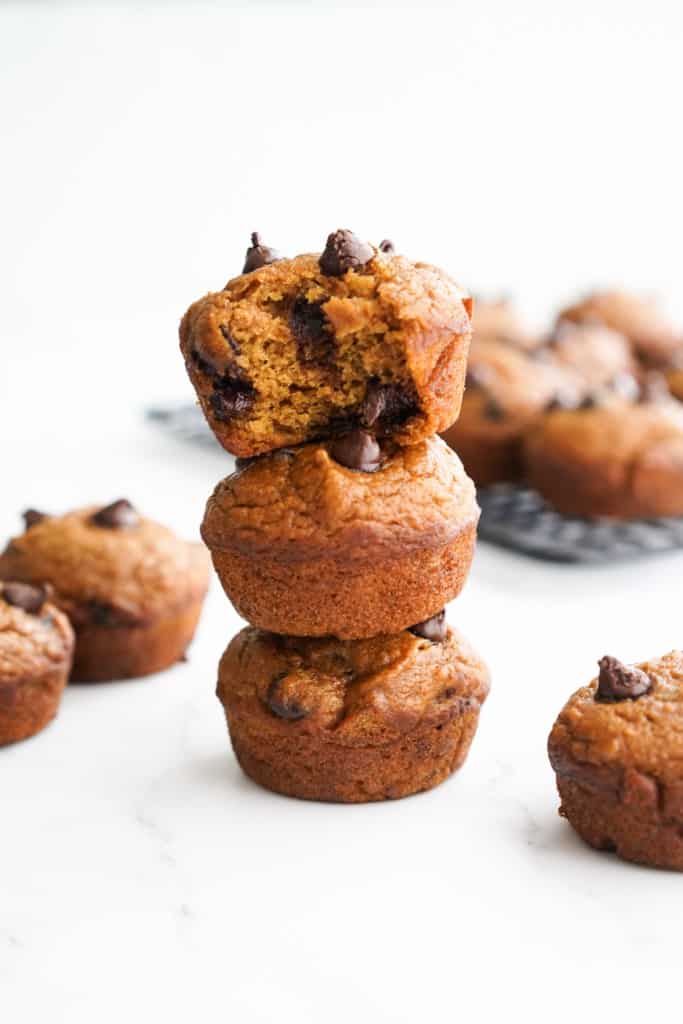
[0,582,74,745]
[0,502,210,682]
[217,617,490,802]
[558,289,682,367]
[549,651,683,871]
[180,229,473,457]
[538,320,639,391]
[523,389,683,518]
[202,434,479,639]
[471,296,539,351]
[440,338,580,486]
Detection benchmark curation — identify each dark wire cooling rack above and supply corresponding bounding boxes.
[148,403,683,564]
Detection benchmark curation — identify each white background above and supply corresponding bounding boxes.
[2,3,683,1021]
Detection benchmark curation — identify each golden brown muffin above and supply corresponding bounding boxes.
[549,651,683,871]
[471,296,539,351]
[218,618,490,802]
[523,392,683,518]
[558,289,682,367]
[202,434,479,639]
[539,320,639,391]
[0,502,210,682]
[440,338,580,486]
[0,582,74,745]
[180,230,472,457]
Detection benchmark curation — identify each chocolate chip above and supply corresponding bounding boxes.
[595,655,652,702]
[210,378,256,421]
[360,380,418,429]
[88,600,118,626]
[91,499,139,529]
[290,297,333,363]
[329,430,382,472]
[379,239,395,254]
[266,673,308,721]
[242,232,282,274]
[319,229,373,277]
[219,324,241,356]
[408,609,447,643]
[578,393,601,411]
[545,387,581,412]
[483,397,505,422]
[2,582,47,614]
[23,509,48,530]
[639,371,670,404]
[235,456,256,471]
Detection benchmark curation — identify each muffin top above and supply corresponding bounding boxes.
[0,502,210,626]
[558,289,682,366]
[549,651,683,788]
[202,435,479,563]
[471,296,538,351]
[218,622,490,747]
[0,582,74,684]
[541,320,638,389]
[180,234,472,456]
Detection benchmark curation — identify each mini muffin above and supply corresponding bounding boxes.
[558,289,682,367]
[202,434,479,639]
[538,320,639,391]
[0,582,74,745]
[217,616,490,802]
[549,651,683,871]
[523,389,683,518]
[440,338,580,486]
[0,501,210,682]
[180,229,472,457]
[471,296,539,351]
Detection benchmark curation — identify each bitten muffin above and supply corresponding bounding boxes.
[0,582,74,745]
[440,339,580,486]
[202,434,479,639]
[180,229,473,457]
[0,501,210,682]
[558,289,682,367]
[538,320,639,391]
[523,390,683,518]
[217,616,490,802]
[549,651,683,871]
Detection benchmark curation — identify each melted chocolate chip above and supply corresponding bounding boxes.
[91,499,139,529]
[483,397,505,422]
[290,297,333,363]
[2,582,47,614]
[242,232,282,273]
[23,509,48,530]
[578,393,601,411]
[360,380,418,429]
[379,239,395,254]
[329,430,382,472]
[595,655,652,703]
[266,673,308,721]
[190,348,216,377]
[235,456,257,471]
[219,324,241,356]
[319,229,373,277]
[210,378,256,421]
[408,609,447,643]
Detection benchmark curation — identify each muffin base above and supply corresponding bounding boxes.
[70,599,205,682]
[0,664,68,745]
[556,776,683,871]
[226,701,482,803]
[211,522,477,639]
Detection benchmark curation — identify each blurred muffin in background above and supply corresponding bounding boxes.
[536,320,640,394]
[440,338,580,486]
[471,296,540,351]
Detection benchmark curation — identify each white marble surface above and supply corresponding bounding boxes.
[4,4,683,1020]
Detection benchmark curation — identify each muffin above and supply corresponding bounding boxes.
[180,229,473,457]
[0,582,74,745]
[558,289,682,367]
[218,618,490,802]
[549,651,683,871]
[202,434,479,639]
[440,338,580,486]
[538,320,639,391]
[0,501,210,682]
[471,296,539,351]
[523,390,683,518]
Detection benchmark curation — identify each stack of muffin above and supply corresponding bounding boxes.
[180,230,490,802]
[442,292,683,519]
